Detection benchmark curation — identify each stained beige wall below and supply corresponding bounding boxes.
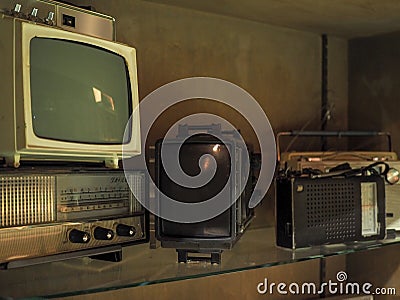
[349,31,400,153]
[71,0,348,147]
[347,30,400,299]
[67,1,348,227]
[327,37,348,132]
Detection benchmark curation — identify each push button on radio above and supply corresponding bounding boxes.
[94,226,114,240]
[69,229,90,243]
[116,224,136,237]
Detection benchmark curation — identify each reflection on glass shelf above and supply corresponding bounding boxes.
[0,225,400,298]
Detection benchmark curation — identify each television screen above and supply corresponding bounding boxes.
[158,137,233,238]
[30,37,131,144]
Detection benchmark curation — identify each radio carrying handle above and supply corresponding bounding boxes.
[276,130,392,162]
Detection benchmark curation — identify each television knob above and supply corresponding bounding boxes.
[116,224,136,237]
[46,11,54,22]
[10,3,24,18]
[13,3,22,13]
[69,229,90,243]
[30,8,38,17]
[94,226,114,240]
[45,11,55,25]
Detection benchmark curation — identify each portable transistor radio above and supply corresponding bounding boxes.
[277,131,400,231]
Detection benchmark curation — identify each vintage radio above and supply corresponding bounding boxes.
[276,172,386,249]
[0,168,148,268]
[278,131,400,231]
[155,125,255,264]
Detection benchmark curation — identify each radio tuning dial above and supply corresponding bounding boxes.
[386,168,400,184]
[69,229,90,243]
[116,224,136,237]
[93,226,114,240]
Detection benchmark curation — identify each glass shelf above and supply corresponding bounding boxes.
[0,225,400,298]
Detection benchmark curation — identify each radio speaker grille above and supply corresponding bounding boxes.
[0,176,56,227]
[127,172,145,213]
[305,182,356,240]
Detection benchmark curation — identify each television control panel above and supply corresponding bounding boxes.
[0,0,115,40]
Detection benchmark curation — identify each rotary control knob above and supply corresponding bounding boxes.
[10,3,24,18]
[386,168,400,185]
[28,7,40,22]
[69,229,90,243]
[93,226,114,240]
[116,224,136,237]
[45,11,55,25]
[13,3,22,13]
[30,8,38,17]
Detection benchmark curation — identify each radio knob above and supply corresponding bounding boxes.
[386,168,400,184]
[94,226,114,240]
[116,224,136,237]
[69,229,90,243]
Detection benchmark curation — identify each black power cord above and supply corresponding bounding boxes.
[280,161,399,186]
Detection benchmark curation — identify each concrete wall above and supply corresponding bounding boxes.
[347,30,400,300]
[349,31,400,153]
[67,1,348,227]
[71,0,348,148]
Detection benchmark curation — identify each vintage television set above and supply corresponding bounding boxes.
[0,12,140,168]
[0,7,147,267]
[155,126,255,264]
